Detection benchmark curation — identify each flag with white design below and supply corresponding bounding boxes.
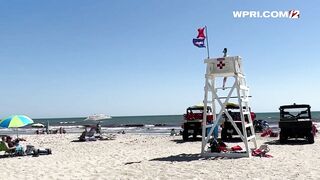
[193,27,206,48]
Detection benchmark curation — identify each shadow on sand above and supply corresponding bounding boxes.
[150,153,227,162]
[70,140,87,143]
[171,137,202,144]
[171,137,244,144]
[264,139,311,145]
[0,155,11,159]
[220,137,243,143]
[150,153,203,162]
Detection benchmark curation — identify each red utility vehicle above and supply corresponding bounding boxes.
[182,105,213,141]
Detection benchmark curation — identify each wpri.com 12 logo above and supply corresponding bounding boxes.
[232,9,301,19]
[289,10,300,19]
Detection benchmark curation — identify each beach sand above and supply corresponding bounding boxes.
[1,133,320,180]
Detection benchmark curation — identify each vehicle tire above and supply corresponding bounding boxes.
[307,132,314,144]
[254,126,259,133]
[279,131,287,144]
[183,130,189,141]
[192,129,197,139]
[246,128,252,137]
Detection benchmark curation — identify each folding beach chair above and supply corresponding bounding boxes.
[0,141,16,157]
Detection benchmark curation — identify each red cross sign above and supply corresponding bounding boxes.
[217,60,225,69]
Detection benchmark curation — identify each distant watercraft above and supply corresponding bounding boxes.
[84,114,112,121]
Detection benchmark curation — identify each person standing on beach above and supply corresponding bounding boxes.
[96,122,101,134]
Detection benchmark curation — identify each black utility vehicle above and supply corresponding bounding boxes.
[279,104,314,144]
[221,104,254,140]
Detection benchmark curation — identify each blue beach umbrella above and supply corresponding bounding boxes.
[0,115,34,128]
[0,115,34,137]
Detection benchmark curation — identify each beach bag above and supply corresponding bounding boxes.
[209,139,221,153]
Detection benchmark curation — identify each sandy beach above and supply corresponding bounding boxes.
[0,133,319,180]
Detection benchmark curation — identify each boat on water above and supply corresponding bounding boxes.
[84,114,112,121]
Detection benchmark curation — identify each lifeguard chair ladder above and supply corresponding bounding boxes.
[201,53,257,158]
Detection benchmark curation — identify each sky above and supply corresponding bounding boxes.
[0,1,319,118]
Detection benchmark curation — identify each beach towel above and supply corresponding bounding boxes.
[97,134,116,141]
[231,145,242,151]
[261,129,272,137]
[218,141,228,152]
[209,139,243,153]
[261,128,278,137]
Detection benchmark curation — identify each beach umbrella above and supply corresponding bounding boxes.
[0,115,34,128]
[83,114,112,134]
[0,115,34,137]
[31,123,45,128]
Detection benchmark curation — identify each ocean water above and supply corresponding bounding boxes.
[33,115,183,127]
[34,111,320,127]
[1,112,319,135]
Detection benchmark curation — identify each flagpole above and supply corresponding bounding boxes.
[205,26,210,59]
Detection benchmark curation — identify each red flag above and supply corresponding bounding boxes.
[197,27,206,39]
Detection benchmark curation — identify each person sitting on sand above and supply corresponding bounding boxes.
[5,136,16,148]
[79,128,88,141]
[5,136,26,155]
[1,136,16,153]
[79,127,97,141]
[170,129,177,136]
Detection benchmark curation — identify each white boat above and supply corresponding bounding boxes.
[84,114,112,121]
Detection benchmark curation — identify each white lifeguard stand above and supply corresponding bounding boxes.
[201,53,257,158]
